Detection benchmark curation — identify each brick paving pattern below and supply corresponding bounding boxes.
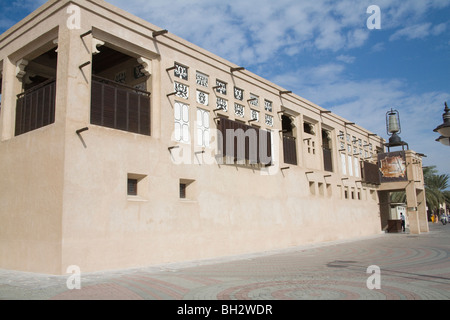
[1,223,449,300]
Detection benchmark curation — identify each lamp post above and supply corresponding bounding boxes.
[385,108,408,151]
[434,102,450,146]
[436,136,450,146]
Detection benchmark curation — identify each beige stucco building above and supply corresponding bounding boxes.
[0,0,429,275]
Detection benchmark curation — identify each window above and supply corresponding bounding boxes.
[174,102,190,143]
[197,108,210,147]
[249,94,259,107]
[234,103,244,118]
[354,157,360,178]
[322,129,333,172]
[305,139,315,154]
[196,90,209,106]
[216,97,228,112]
[196,71,208,87]
[341,153,347,175]
[179,179,196,200]
[264,100,272,112]
[281,114,297,165]
[215,80,227,95]
[127,173,148,200]
[179,183,187,199]
[127,179,138,196]
[251,109,259,122]
[348,155,353,176]
[174,82,189,99]
[265,114,274,127]
[234,87,243,101]
[174,63,188,80]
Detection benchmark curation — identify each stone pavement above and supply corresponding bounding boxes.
[1,223,449,300]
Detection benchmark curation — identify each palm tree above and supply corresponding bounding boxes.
[423,166,449,216]
[444,190,450,208]
[390,166,449,217]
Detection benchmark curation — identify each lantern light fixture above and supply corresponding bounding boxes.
[433,102,450,139]
[436,136,450,146]
[385,109,407,150]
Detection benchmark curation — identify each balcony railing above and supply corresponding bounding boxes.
[91,76,151,136]
[15,79,56,136]
[217,117,272,165]
[283,135,297,165]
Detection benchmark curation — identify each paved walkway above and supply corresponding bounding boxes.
[1,223,449,300]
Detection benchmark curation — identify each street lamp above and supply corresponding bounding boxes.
[436,136,450,146]
[386,108,407,151]
[434,102,450,143]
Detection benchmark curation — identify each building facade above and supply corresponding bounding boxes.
[0,0,427,275]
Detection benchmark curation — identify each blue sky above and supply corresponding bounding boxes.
[1,0,449,179]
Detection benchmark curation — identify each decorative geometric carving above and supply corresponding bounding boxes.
[216,97,228,112]
[137,57,151,76]
[24,72,36,85]
[53,39,59,52]
[16,59,29,80]
[215,80,227,95]
[251,109,259,122]
[174,82,189,99]
[92,38,105,55]
[196,90,209,106]
[234,87,243,101]
[234,103,244,118]
[249,94,259,107]
[196,71,208,87]
[174,63,188,80]
[264,100,273,112]
[265,114,274,127]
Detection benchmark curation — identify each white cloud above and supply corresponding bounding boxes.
[107,0,375,65]
[10,0,45,9]
[272,64,450,175]
[106,0,450,66]
[370,42,385,53]
[432,23,447,35]
[336,55,356,64]
[102,0,450,175]
[390,22,447,41]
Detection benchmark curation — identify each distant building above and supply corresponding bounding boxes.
[0,0,428,275]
